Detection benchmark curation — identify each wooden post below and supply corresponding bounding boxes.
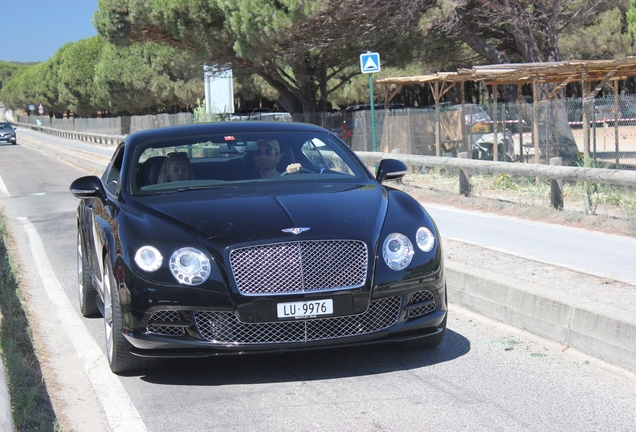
[518,84,524,162]
[458,151,470,196]
[493,85,499,162]
[582,68,591,159]
[461,82,468,154]
[533,79,539,164]
[550,157,563,210]
[614,80,620,168]
[434,82,441,157]
[533,78,540,185]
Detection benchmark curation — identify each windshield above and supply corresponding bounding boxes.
[0,123,13,130]
[131,130,369,194]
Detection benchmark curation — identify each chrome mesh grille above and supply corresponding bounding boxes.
[194,296,400,344]
[230,240,368,295]
[147,310,186,336]
[406,290,436,318]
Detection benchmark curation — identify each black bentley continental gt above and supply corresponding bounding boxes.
[70,121,447,374]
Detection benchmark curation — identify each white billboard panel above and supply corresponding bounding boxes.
[204,66,234,114]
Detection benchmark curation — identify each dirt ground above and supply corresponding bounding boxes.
[513,124,636,167]
[394,172,636,239]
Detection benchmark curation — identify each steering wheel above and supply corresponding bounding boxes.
[280,167,315,176]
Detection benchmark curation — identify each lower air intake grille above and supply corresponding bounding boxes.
[406,290,436,318]
[194,296,400,344]
[147,310,186,336]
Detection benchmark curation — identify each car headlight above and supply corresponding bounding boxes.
[382,233,414,271]
[170,247,211,285]
[134,246,163,272]
[416,227,435,252]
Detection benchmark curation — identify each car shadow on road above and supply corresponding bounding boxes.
[136,328,470,385]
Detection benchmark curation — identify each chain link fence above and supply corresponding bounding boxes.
[337,97,636,170]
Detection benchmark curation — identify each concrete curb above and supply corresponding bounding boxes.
[446,261,636,374]
[0,362,13,432]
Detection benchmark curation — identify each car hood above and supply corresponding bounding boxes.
[131,182,387,247]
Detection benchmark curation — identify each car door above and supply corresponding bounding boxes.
[88,146,125,295]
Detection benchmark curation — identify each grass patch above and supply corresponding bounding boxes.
[0,214,59,430]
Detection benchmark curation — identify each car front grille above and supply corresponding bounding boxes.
[193,296,400,344]
[229,240,368,295]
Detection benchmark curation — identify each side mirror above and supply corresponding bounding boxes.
[70,176,106,200]
[376,159,407,184]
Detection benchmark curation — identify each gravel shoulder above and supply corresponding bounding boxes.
[443,238,636,314]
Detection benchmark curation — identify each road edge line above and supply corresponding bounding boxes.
[18,217,147,432]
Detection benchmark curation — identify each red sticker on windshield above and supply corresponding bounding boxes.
[224,136,235,141]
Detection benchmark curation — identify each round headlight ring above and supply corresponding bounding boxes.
[169,247,211,285]
[134,246,163,272]
[416,227,435,252]
[382,233,414,271]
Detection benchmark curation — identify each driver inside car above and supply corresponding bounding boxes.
[253,139,302,178]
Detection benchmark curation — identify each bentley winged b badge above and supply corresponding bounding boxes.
[281,227,310,235]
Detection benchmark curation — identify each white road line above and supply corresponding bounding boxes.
[420,201,495,218]
[18,217,147,432]
[0,175,10,197]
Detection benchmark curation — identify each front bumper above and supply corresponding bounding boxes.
[124,284,447,358]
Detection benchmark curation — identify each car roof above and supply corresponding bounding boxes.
[125,121,331,147]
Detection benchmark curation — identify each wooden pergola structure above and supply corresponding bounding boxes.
[374,58,636,164]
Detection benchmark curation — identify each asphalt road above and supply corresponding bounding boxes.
[15,125,117,158]
[1,138,635,431]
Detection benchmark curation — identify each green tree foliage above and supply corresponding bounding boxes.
[35,47,69,116]
[93,42,204,115]
[419,0,612,64]
[1,36,206,116]
[57,36,106,116]
[1,63,48,114]
[0,61,28,93]
[1,45,75,116]
[627,0,636,43]
[93,0,429,120]
[561,8,632,60]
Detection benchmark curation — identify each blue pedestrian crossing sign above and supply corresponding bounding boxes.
[360,52,381,74]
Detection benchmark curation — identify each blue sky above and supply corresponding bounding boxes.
[3,1,98,63]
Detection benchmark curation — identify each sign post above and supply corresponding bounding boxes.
[360,52,381,152]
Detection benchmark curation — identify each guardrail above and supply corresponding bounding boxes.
[356,150,636,209]
[357,151,636,186]
[15,121,126,146]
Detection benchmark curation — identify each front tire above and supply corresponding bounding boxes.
[77,232,99,317]
[103,259,139,374]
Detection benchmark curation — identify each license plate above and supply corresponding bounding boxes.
[277,299,333,319]
[472,123,490,133]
